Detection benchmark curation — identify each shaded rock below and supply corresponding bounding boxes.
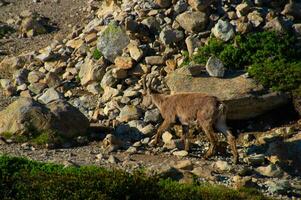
[46,100,89,138]
[112,68,127,79]
[245,154,265,166]
[205,56,225,77]
[20,15,49,37]
[192,166,216,181]
[97,23,130,62]
[0,56,26,73]
[176,11,208,33]
[281,2,301,20]
[212,19,235,42]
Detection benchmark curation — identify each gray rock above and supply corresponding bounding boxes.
[97,22,130,62]
[141,17,161,34]
[100,69,118,89]
[144,109,161,123]
[86,82,100,95]
[46,100,89,139]
[212,19,235,42]
[206,56,225,77]
[159,27,184,45]
[174,0,188,13]
[176,11,208,33]
[38,87,63,104]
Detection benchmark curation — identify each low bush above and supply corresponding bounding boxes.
[187,31,301,92]
[0,155,268,200]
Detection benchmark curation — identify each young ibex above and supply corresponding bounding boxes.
[142,75,238,164]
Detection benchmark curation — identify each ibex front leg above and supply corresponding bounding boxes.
[153,120,171,146]
[181,125,190,151]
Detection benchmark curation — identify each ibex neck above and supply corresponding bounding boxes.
[150,94,165,109]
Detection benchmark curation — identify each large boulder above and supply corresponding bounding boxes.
[46,100,89,139]
[176,11,208,33]
[0,98,89,140]
[166,71,290,120]
[97,23,130,63]
[0,98,54,135]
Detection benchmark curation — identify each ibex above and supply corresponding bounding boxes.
[142,75,238,164]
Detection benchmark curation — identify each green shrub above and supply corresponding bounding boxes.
[0,155,268,200]
[92,48,102,60]
[188,31,300,92]
[248,59,301,91]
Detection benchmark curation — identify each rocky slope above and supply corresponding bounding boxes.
[0,0,301,199]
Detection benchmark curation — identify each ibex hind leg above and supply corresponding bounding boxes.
[215,118,238,164]
[201,124,218,159]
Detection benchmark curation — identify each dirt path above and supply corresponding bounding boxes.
[0,0,89,56]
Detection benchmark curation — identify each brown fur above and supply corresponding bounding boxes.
[143,76,238,163]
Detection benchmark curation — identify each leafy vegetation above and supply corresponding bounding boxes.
[186,31,301,92]
[92,48,102,60]
[0,25,15,39]
[0,155,268,200]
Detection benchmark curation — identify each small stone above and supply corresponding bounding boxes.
[214,160,232,172]
[118,105,141,122]
[162,131,173,144]
[245,154,265,166]
[28,71,45,84]
[95,153,103,160]
[114,56,134,69]
[38,87,63,104]
[236,3,250,17]
[205,56,225,77]
[155,0,172,8]
[112,68,127,79]
[128,43,144,61]
[212,19,235,42]
[232,176,258,189]
[108,155,118,164]
[145,56,164,65]
[126,146,137,154]
[173,150,188,157]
